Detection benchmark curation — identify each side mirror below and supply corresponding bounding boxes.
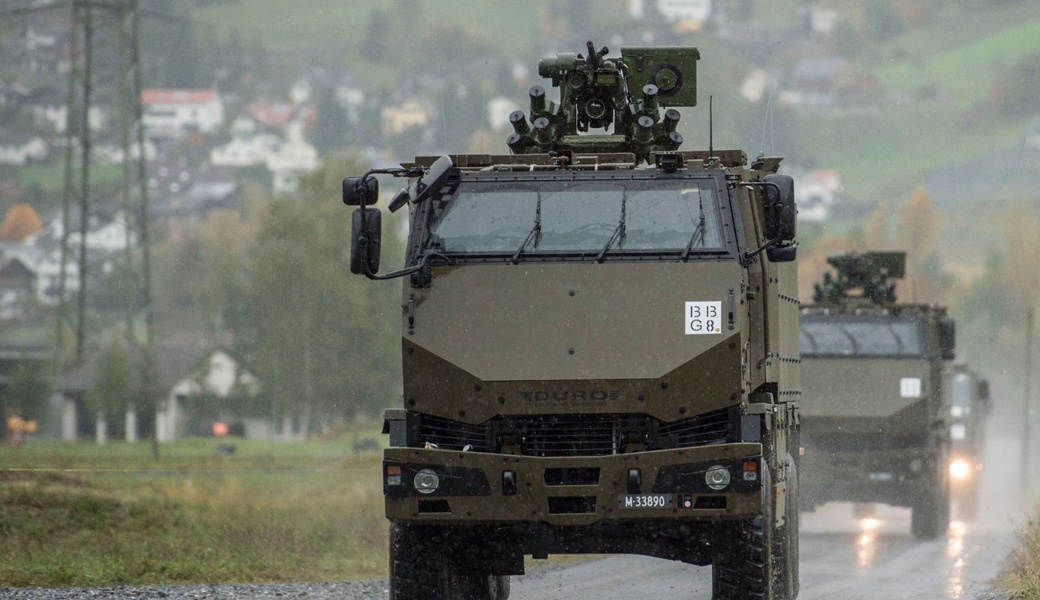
[350,208,382,275]
[343,176,378,206]
[762,174,796,243]
[978,379,990,402]
[938,317,956,360]
[766,244,797,263]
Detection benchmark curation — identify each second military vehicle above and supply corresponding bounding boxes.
[799,251,956,539]
[344,42,800,599]
[945,364,990,520]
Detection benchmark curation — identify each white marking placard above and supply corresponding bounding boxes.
[900,377,922,398]
[685,301,722,335]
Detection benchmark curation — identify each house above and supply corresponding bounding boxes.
[794,169,843,222]
[778,57,861,110]
[209,133,282,167]
[0,136,49,166]
[53,345,270,443]
[141,88,225,138]
[158,348,265,441]
[28,85,107,134]
[0,257,36,320]
[150,164,238,220]
[381,98,430,136]
[655,0,712,24]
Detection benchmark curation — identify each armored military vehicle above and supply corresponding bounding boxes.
[344,42,801,599]
[944,364,990,520]
[799,251,956,539]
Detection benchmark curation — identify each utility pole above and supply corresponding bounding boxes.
[56,0,156,454]
[1023,307,1034,489]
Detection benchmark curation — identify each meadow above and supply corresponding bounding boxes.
[0,437,387,587]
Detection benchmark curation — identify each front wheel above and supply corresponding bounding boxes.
[712,465,793,599]
[389,523,510,600]
[911,476,950,540]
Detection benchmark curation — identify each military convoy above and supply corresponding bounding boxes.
[799,251,957,539]
[343,42,801,599]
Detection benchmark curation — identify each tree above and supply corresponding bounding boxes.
[361,10,391,64]
[311,86,350,153]
[897,187,941,303]
[87,341,135,444]
[237,154,403,437]
[0,203,43,242]
[4,361,51,424]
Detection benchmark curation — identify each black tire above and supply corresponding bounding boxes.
[443,562,510,600]
[911,477,950,540]
[389,523,441,600]
[784,455,800,600]
[712,465,790,600]
[390,523,509,600]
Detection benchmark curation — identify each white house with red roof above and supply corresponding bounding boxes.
[141,88,225,138]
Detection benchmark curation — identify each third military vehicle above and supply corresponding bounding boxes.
[945,364,990,520]
[344,41,800,599]
[799,251,956,539]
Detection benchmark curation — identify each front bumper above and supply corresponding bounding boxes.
[801,445,940,507]
[383,443,763,526]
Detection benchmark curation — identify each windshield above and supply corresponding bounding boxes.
[950,373,973,411]
[800,314,927,358]
[424,179,725,257]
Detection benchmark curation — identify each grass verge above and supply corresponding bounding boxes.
[999,500,1040,599]
[0,438,388,587]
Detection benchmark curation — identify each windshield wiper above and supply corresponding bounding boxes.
[595,192,626,263]
[510,195,541,264]
[679,193,707,262]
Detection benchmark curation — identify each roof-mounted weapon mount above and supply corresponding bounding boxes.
[813,251,906,306]
[507,41,700,163]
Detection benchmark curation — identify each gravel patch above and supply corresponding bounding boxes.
[0,581,389,600]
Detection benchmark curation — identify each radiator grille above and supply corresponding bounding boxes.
[416,409,732,457]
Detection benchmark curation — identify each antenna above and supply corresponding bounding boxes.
[708,95,713,156]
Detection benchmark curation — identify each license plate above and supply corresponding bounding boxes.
[618,494,673,509]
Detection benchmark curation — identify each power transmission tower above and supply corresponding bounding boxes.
[55,0,157,455]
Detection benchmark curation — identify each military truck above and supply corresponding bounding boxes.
[343,42,801,599]
[944,364,990,520]
[799,251,956,539]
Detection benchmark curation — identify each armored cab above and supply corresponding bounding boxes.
[800,251,956,539]
[344,42,800,600]
[944,364,991,520]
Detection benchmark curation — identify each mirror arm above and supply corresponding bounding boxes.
[363,253,446,281]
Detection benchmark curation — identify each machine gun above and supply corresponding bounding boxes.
[812,251,906,306]
[506,41,700,162]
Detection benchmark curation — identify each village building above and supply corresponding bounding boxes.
[141,88,225,139]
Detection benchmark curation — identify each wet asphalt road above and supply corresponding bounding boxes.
[511,437,1026,600]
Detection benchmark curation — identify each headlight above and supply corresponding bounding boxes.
[705,465,731,490]
[414,469,440,494]
[949,459,971,480]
